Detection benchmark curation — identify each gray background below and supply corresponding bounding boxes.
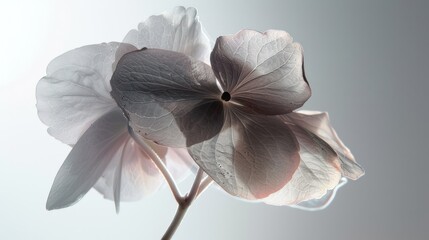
[0,0,428,239]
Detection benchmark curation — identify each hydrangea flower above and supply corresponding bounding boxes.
[37,6,364,239]
[111,29,364,207]
[36,7,210,211]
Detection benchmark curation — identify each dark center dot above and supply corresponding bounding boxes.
[221,92,231,101]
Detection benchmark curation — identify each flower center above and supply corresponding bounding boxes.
[221,92,231,102]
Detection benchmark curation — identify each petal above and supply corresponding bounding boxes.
[210,30,311,115]
[189,110,300,200]
[46,109,128,210]
[285,111,365,180]
[123,6,211,63]
[291,178,348,211]
[94,137,163,204]
[36,42,137,145]
[111,48,223,147]
[262,124,342,206]
[94,136,195,203]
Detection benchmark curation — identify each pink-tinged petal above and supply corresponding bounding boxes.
[210,30,311,115]
[123,6,211,64]
[94,136,194,204]
[36,42,137,145]
[291,178,348,211]
[189,110,300,200]
[262,124,342,205]
[94,138,163,205]
[46,109,128,210]
[285,111,365,180]
[111,48,223,148]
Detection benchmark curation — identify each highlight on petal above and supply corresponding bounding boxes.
[46,109,128,210]
[210,30,311,115]
[123,6,211,63]
[189,110,300,200]
[291,178,348,211]
[262,124,342,206]
[285,111,365,180]
[36,42,137,145]
[111,48,222,148]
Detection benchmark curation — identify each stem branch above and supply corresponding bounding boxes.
[162,168,205,239]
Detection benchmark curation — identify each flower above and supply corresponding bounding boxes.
[36,7,210,211]
[111,29,364,207]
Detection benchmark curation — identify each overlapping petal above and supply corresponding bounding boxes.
[94,131,194,212]
[285,111,365,180]
[36,42,137,145]
[46,109,128,210]
[189,110,300,199]
[123,6,211,64]
[210,30,311,115]
[262,123,342,205]
[111,48,222,148]
[39,6,214,209]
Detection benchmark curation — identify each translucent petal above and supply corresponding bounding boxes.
[123,6,211,63]
[189,110,300,200]
[291,178,348,211]
[46,109,128,210]
[285,111,365,180]
[210,30,311,115]
[262,124,342,205]
[94,136,195,203]
[36,42,137,145]
[94,137,163,204]
[111,48,222,148]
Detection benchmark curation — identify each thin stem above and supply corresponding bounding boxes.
[162,168,205,240]
[128,126,183,202]
[187,168,204,201]
[162,205,189,240]
[196,176,214,198]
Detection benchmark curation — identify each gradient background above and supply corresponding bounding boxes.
[1,0,428,239]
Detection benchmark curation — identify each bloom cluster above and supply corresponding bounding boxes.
[37,6,364,237]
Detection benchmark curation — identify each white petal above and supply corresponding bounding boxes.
[291,178,348,211]
[111,48,222,147]
[36,42,137,145]
[210,30,311,115]
[123,6,211,63]
[94,117,194,202]
[263,124,342,206]
[189,110,300,200]
[94,137,164,202]
[46,109,128,210]
[285,111,365,180]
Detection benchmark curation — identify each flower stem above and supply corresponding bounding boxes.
[162,168,204,239]
[162,205,189,240]
[128,126,182,202]
[128,126,211,239]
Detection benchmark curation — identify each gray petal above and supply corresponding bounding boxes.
[111,48,223,147]
[210,30,311,115]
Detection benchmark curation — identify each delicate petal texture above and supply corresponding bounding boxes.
[291,178,348,211]
[46,109,128,210]
[189,109,300,199]
[94,137,163,203]
[285,111,365,180]
[94,133,195,202]
[262,123,342,205]
[210,30,311,115]
[123,6,211,63]
[111,48,222,148]
[36,42,137,145]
